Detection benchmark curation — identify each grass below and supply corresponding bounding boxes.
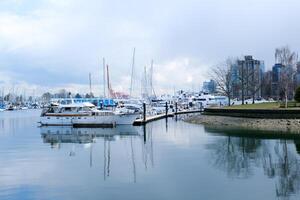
[223,102,280,109]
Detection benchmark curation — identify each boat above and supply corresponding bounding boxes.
[20,106,29,110]
[6,105,16,111]
[39,102,140,127]
[192,93,228,108]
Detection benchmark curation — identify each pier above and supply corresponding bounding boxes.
[133,103,203,126]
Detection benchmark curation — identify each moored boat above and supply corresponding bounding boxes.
[39,102,140,127]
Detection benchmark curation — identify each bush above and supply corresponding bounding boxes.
[294,87,300,102]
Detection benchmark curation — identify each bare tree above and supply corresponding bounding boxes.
[248,65,263,104]
[275,46,298,108]
[238,60,246,105]
[210,59,235,106]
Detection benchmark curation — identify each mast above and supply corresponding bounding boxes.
[143,66,148,99]
[103,58,106,98]
[130,47,136,97]
[150,60,156,98]
[106,65,110,98]
[89,73,92,96]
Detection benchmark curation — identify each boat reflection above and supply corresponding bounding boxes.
[40,125,155,183]
[40,125,141,145]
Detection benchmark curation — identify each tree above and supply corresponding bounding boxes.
[294,87,300,102]
[41,92,52,102]
[248,65,263,104]
[75,93,82,98]
[57,89,67,98]
[261,71,272,99]
[275,46,298,108]
[210,58,235,106]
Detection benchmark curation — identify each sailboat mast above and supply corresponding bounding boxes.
[150,60,153,96]
[150,60,156,98]
[130,47,135,97]
[103,58,106,98]
[106,65,110,98]
[144,66,148,99]
[89,73,92,96]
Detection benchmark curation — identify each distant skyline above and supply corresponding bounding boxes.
[0,0,300,96]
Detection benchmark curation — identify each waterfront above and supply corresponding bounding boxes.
[1,110,300,199]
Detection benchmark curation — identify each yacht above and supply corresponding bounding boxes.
[39,102,140,126]
[193,93,228,108]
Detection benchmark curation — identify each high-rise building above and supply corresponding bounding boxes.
[271,63,284,99]
[231,56,264,99]
[202,79,216,94]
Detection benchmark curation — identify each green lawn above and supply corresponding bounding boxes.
[224,102,280,109]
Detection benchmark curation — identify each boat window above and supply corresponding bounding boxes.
[65,107,72,111]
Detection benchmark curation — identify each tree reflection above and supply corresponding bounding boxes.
[205,127,300,199]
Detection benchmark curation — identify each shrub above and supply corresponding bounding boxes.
[294,86,300,102]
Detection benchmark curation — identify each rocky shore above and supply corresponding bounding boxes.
[185,114,300,133]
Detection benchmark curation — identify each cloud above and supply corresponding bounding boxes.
[0,0,300,96]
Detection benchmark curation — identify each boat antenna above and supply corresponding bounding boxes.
[130,47,135,97]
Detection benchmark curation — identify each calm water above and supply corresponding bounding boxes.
[1,110,300,200]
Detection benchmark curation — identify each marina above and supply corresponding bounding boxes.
[1,1,299,199]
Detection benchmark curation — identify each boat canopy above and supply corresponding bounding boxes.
[58,102,95,108]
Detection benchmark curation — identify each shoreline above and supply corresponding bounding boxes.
[184,114,300,133]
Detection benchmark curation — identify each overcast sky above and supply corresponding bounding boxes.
[0,0,300,96]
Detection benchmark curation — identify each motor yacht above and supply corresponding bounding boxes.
[40,102,140,126]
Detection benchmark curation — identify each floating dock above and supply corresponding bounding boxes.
[133,109,202,126]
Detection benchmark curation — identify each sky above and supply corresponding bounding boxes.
[0,0,300,96]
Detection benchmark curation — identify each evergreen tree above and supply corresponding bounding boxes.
[294,87,300,102]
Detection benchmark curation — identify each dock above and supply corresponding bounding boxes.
[133,108,202,126]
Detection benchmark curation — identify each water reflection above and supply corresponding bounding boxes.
[205,126,300,199]
[40,125,155,183]
[40,126,140,145]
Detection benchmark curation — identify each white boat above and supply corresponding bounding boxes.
[20,106,29,110]
[40,102,140,126]
[192,94,228,108]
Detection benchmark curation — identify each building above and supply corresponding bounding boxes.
[271,63,284,99]
[202,80,216,94]
[231,56,265,100]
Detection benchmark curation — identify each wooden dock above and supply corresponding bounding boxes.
[133,109,202,126]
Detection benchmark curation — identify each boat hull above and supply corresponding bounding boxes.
[40,114,139,126]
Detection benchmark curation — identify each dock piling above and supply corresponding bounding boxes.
[143,103,146,123]
[165,102,168,117]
